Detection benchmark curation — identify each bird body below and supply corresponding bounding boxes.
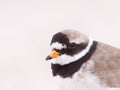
[53,61,107,90]
[46,30,120,90]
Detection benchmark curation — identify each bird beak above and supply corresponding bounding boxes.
[46,50,60,60]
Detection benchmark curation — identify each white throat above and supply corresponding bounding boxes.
[51,38,94,65]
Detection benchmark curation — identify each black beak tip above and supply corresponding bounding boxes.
[46,56,52,60]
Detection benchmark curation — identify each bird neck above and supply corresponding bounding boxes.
[51,41,98,78]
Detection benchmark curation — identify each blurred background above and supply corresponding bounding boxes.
[0,0,120,90]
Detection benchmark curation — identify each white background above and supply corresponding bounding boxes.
[0,0,120,90]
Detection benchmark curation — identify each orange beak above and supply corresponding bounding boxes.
[46,50,60,60]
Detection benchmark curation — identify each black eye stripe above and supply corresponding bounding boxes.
[57,43,88,56]
[50,32,88,56]
[53,49,60,52]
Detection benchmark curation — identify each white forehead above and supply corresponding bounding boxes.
[51,42,67,50]
[61,30,89,44]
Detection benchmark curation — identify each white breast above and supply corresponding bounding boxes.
[54,72,106,90]
[53,61,120,90]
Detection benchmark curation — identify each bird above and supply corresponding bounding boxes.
[46,29,120,90]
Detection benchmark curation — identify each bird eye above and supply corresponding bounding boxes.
[68,43,76,49]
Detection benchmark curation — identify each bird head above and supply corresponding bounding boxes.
[46,30,93,65]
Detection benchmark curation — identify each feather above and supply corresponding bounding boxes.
[91,42,120,87]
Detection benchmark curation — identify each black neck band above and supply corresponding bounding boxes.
[51,41,98,78]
